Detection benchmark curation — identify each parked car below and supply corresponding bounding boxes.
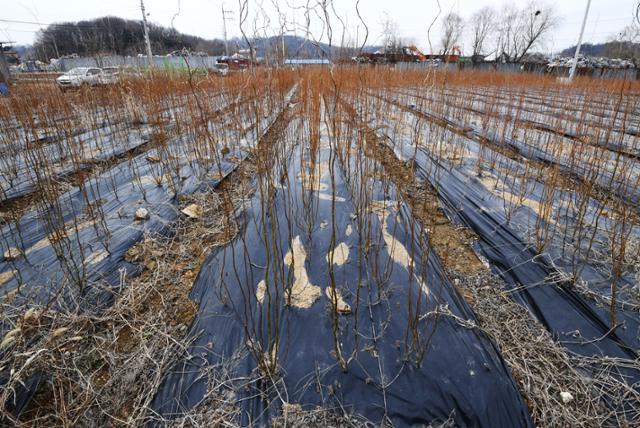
[212,63,229,76]
[56,67,105,91]
[100,66,120,84]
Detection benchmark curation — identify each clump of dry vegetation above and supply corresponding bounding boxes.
[0,69,295,425]
[0,174,254,426]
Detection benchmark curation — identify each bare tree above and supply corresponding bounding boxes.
[494,5,519,62]
[607,25,640,66]
[440,12,463,56]
[617,0,640,44]
[381,16,404,54]
[470,6,496,61]
[514,2,558,62]
[494,2,557,63]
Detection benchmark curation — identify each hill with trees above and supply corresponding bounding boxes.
[559,41,640,60]
[32,16,225,60]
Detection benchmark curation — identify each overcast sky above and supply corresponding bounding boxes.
[2,0,638,54]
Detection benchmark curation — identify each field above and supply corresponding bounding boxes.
[0,68,639,427]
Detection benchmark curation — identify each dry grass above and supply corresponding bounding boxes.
[451,270,639,427]
[0,178,251,426]
[0,69,290,426]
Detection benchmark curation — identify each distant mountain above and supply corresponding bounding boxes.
[234,35,380,60]
[559,41,640,59]
[231,35,331,59]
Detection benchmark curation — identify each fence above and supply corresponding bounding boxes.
[394,62,524,73]
[394,61,638,80]
[56,55,222,72]
[52,55,639,80]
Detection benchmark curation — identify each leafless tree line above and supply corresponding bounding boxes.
[439,1,559,62]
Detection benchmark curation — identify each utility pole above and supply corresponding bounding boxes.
[222,3,234,56]
[281,30,285,65]
[568,0,591,82]
[50,33,60,58]
[0,42,13,87]
[140,0,153,67]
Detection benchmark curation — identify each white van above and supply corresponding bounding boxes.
[56,67,104,91]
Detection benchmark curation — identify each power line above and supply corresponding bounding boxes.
[0,18,145,31]
[1,28,41,34]
[0,18,104,29]
[0,18,55,26]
